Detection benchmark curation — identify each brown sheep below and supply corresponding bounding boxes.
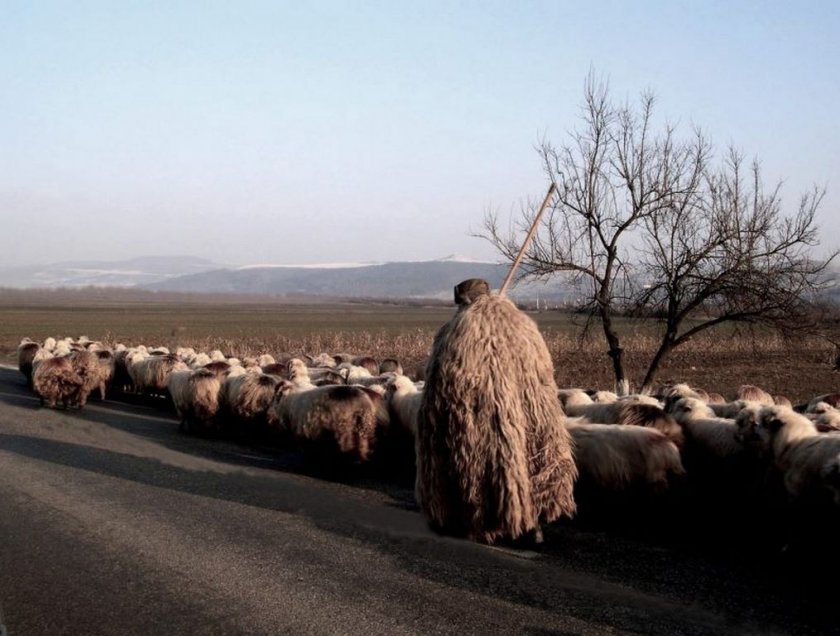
[269,382,380,464]
[111,349,134,392]
[706,392,726,405]
[416,279,577,545]
[221,372,281,435]
[351,356,379,375]
[95,350,115,399]
[131,354,188,396]
[736,384,774,405]
[618,402,685,449]
[261,362,288,378]
[69,349,102,407]
[379,358,403,375]
[202,360,232,379]
[32,356,83,408]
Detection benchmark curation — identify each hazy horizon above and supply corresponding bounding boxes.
[3,2,838,269]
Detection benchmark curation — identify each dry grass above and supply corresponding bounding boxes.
[1,290,836,403]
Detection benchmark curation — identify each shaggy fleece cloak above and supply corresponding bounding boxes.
[416,291,577,543]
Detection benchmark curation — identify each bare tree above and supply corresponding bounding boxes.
[481,74,835,393]
[635,149,833,391]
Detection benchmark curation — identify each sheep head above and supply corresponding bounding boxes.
[670,397,711,423]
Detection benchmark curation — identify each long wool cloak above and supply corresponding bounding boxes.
[416,293,577,543]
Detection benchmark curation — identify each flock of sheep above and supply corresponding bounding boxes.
[15,335,840,545]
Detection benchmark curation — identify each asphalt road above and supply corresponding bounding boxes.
[0,365,832,635]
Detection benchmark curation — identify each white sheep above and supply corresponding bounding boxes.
[286,358,316,389]
[307,353,338,368]
[168,368,222,433]
[707,399,760,419]
[751,406,840,503]
[557,388,593,410]
[566,395,661,423]
[175,347,196,360]
[566,421,685,493]
[591,390,618,403]
[189,352,212,369]
[349,372,397,388]
[256,353,276,367]
[130,354,188,395]
[385,374,423,435]
[670,397,745,466]
[336,362,373,384]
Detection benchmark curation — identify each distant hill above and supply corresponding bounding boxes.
[0,254,579,301]
[0,256,222,289]
[145,259,515,299]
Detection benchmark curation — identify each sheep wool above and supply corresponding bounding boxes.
[416,279,577,544]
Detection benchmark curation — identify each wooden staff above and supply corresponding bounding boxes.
[498,182,557,297]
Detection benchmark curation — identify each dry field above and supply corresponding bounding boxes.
[1,289,837,402]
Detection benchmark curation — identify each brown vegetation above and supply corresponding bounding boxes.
[0,290,837,404]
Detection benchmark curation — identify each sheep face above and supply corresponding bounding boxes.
[734,406,766,452]
[752,409,783,446]
[809,402,836,417]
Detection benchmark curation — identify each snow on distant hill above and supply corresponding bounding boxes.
[0,256,223,289]
[0,254,576,301]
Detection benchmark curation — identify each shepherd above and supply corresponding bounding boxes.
[415,277,577,544]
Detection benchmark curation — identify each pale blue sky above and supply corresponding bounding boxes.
[2,1,838,267]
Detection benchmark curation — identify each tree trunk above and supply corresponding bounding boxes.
[600,310,627,395]
[640,335,675,394]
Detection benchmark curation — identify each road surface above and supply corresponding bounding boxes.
[0,366,829,635]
